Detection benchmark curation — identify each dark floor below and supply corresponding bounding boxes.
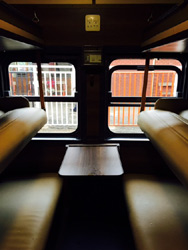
[50,177,136,250]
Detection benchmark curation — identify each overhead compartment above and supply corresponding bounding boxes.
[142,1,188,52]
[0,1,43,51]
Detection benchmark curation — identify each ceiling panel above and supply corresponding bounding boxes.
[3,0,180,4]
[3,0,92,4]
[96,0,180,4]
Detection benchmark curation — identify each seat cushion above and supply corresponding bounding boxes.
[0,107,47,173]
[0,173,62,250]
[138,109,188,186]
[179,110,188,120]
[124,174,188,250]
[0,110,4,117]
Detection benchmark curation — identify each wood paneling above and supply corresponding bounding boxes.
[86,73,100,139]
[147,38,188,52]
[1,3,172,48]
[96,0,179,4]
[142,20,188,48]
[4,0,179,4]
[0,20,43,44]
[32,5,164,47]
[4,0,92,4]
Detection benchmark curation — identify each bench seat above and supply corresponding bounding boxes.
[0,173,63,250]
[124,174,188,250]
[0,106,47,173]
[138,98,188,187]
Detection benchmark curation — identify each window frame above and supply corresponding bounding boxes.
[104,56,184,139]
[5,54,82,139]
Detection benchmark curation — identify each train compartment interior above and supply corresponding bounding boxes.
[0,1,188,250]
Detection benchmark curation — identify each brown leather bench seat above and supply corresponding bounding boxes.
[0,173,63,250]
[124,174,188,250]
[124,98,188,249]
[0,97,63,249]
[0,96,47,174]
[137,98,188,187]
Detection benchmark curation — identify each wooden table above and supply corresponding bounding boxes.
[58,144,124,176]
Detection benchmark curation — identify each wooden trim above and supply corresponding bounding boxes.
[142,20,188,48]
[96,0,179,4]
[36,53,45,111]
[0,20,43,44]
[4,0,178,3]
[148,39,187,52]
[4,0,92,4]
[140,56,150,112]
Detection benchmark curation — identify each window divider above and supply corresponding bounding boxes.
[36,53,45,110]
[140,55,150,112]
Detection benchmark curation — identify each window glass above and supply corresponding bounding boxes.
[108,106,152,134]
[30,101,78,134]
[9,62,78,134]
[111,70,177,97]
[108,58,182,134]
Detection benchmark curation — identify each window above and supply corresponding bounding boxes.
[107,58,182,134]
[9,62,78,134]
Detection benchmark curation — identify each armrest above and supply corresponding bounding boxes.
[154,98,188,114]
[0,97,30,112]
